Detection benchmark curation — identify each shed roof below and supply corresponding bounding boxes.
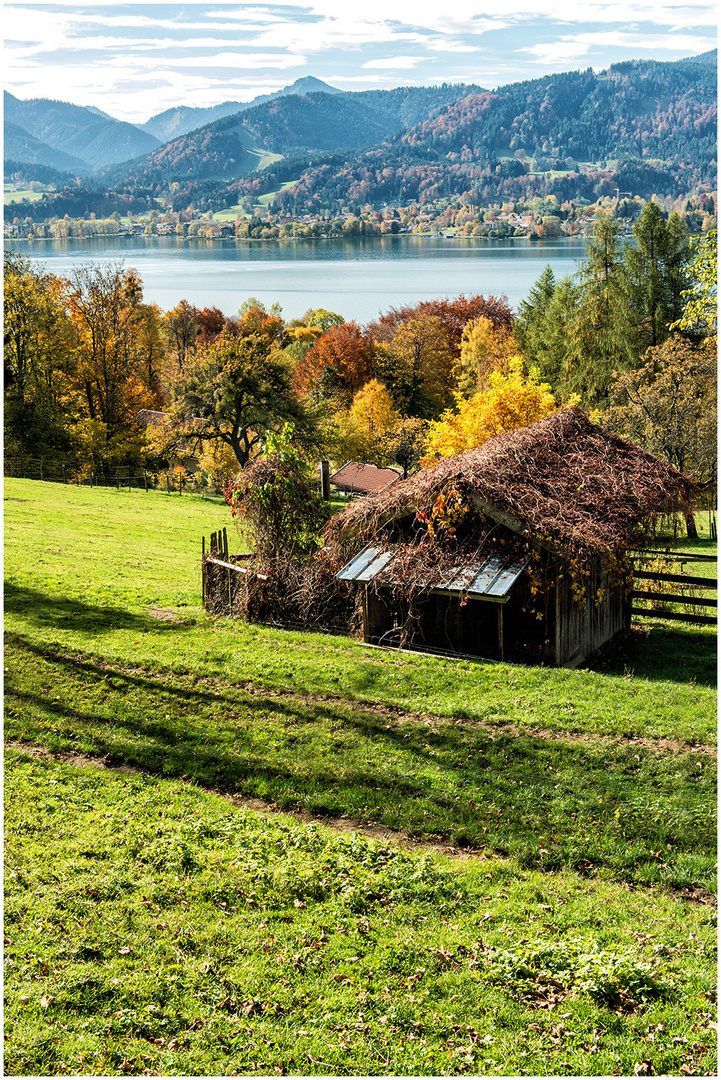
[136,409,168,428]
[329,461,402,494]
[325,408,695,563]
[337,543,527,601]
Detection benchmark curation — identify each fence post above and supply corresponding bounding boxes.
[144,471,148,492]
[320,459,331,502]
[40,457,44,481]
[166,474,171,495]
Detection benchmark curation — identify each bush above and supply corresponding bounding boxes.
[224,425,328,562]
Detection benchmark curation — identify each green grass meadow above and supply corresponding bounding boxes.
[4,479,717,1076]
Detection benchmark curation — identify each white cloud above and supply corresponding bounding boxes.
[520,28,715,64]
[519,41,593,63]
[362,55,426,69]
[4,0,716,122]
[159,51,304,70]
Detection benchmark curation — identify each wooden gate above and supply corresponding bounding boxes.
[201,529,262,613]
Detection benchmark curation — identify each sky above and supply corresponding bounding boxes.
[3,0,718,124]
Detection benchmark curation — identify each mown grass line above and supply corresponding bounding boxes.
[5,750,717,1078]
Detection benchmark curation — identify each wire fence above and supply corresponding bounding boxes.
[5,458,361,500]
[5,457,191,493]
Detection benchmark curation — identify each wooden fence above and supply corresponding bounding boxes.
[630,550,717,627]
[201,528,262,613]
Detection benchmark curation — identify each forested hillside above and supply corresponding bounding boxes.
[140,76,344,142]
[268,57,716,214]
[4,92,160,171]
[104,84,481,187]
[6,54,716,222]
[4,122,89,174]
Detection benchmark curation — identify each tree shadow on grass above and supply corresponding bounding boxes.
[5,631,436,792]
[4,581,185,635]
[5,633,715,885]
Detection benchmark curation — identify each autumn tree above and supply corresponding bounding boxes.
[372,294,513,361]
[423,357,562,463]
[456,316,518,397]
[162,299,199,374]
[293,321,375,405]
[301,308,345,332]
[196,306,230,346]
[67,263,160,466]
[337,379,400,465]
[170,330,319,468]
[136,302,166,404]
[377,315,454,418]
[385,417,429,478]
[238,298,285,345]
[4,251,77,458]
[603,334,717,496]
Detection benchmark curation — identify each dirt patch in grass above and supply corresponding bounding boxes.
[7,739,715,908]
[149,606,184,622]
[5,739,469,858]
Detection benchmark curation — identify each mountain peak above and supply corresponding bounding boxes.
[281,76,342,95]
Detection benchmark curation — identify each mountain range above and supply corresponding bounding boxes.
[5,78,481,178]
[138,76,344,143]
[5,52,717,218]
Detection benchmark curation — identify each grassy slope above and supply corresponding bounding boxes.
[4,479,717,1076]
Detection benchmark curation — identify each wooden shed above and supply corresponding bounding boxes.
[327,408,694,667]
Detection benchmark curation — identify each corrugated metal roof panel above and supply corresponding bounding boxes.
[441,557,527,596]
[356,550,393,582]
[484,560,527,596]
[336,547,527,596]
[336,545,382,581]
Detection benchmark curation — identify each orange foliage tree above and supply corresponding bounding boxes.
[67,264,159,439]
[371,294,513,360]
[292,321,375,405]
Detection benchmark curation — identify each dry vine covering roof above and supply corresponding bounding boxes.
[325,407,695,562]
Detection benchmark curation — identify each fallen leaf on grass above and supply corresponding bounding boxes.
[40,996,55,1009]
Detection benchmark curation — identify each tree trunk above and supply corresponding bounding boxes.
[685,513,699,539]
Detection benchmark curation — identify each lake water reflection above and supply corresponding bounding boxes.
[11,234,588,322]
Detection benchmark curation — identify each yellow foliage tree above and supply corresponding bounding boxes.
[423,357,565,463]
[456,316,519,397]
[338,379,400,465]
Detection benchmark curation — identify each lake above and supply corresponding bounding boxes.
[10,234,588,322]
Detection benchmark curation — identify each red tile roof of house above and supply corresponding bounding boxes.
[329,462,401,494]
